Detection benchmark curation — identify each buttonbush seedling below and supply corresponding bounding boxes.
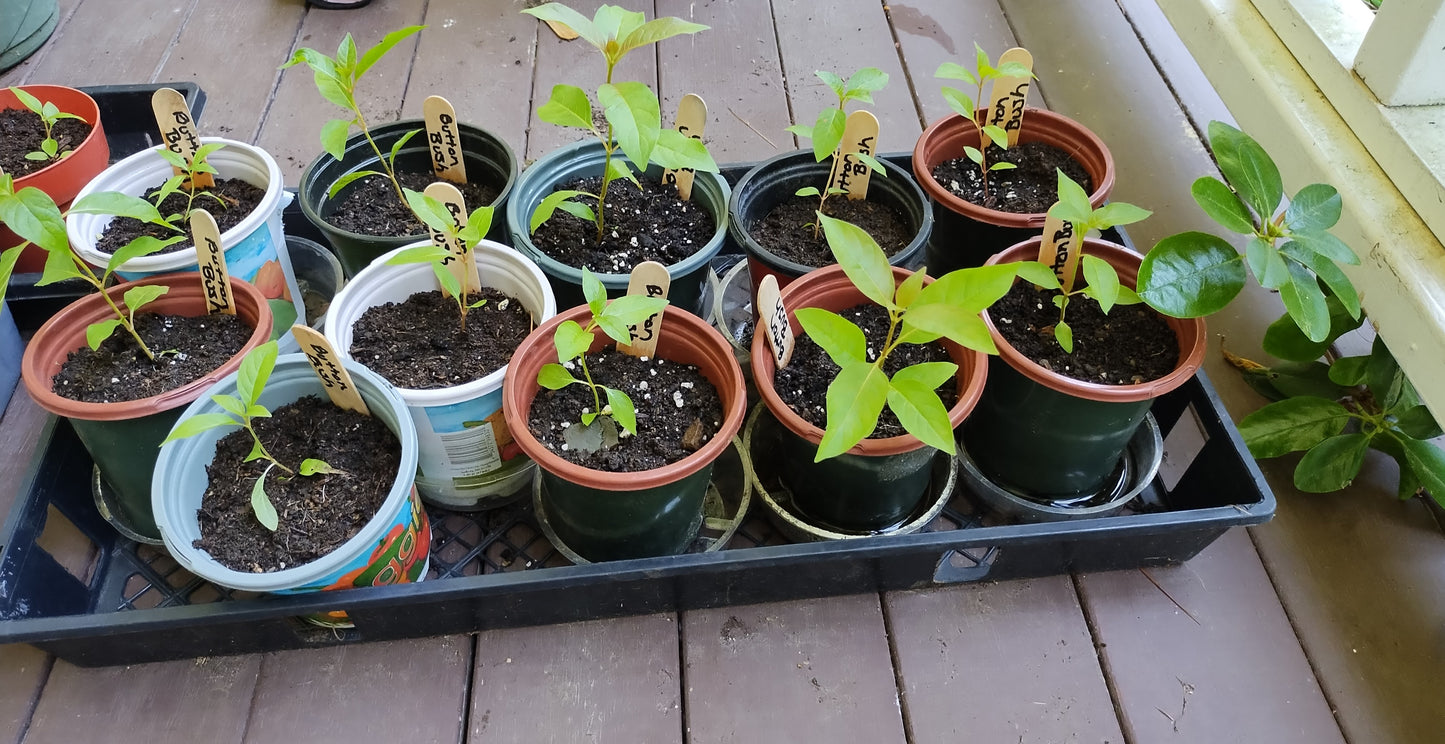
[935,44,1035,199]
[536,268,669,451]
[161,341,341,531]
[785,68,890,237]
[282,26,427,205]
[386,190,495,332]
[523,2,718,244]
[7,87,87,163]
[796,214,1016,460]
[148,141,230,232]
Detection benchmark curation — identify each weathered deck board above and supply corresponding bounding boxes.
[0,644,48,744]
[25,0,194,87]
[243,636,471,744]
[468,614,681,744]
[884,576,1124,743]
[0,391,47,518]
[682,595,907,744]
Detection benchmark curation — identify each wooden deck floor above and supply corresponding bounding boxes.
[3,1,1444,742]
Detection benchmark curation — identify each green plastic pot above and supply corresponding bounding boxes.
[0,0,57,71]
[504,139,730,314]
[961,237,1205,498]
[298,119,518,277]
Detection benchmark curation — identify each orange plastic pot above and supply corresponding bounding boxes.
[21,273,273,539]
[962,237,1206,498]
[750,264,988,532]
[1,85,109,272]
[503,305,746,561]
[911,108,1114,275]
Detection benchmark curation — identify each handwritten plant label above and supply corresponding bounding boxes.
[982,47,1033,148]
[151,87,213,188]
[826,110,880,200]
[1039,210,1083,293]
[756,274,794,368]
[618,261,670,358]
[661,93,707,201]
[423,95,467,184]
[290,325,371,415]
[191,209,233,315]
[423,181,478,295]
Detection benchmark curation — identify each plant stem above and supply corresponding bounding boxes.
[595,61,618,246]
[81,259,158,361]
[247,425,293,475]
[354,107,408,207]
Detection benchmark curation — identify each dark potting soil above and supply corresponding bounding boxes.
[749,194,911,268]
[325,170,500,238]
[931,141,1092,214]
[775,304,957,438]
[348,287,533,390]
[991,280,1179,385]
[530,176,713,274]
[51,312,252,403]
[528,349,724,472]
[94,177,266,256]
[0,108,93,177]
[195,395,402,573]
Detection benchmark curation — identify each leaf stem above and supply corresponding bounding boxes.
[354,107,408,207]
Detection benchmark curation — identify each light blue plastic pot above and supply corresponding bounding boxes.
[0,302,20,407]
[505,139,731,314]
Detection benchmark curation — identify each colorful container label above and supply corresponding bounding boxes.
[409,386,535,505]
[283,486,431,598]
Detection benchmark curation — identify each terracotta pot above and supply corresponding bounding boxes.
[962,237,1206,499]
[21,273,274,539]
[1,85,109,272]
[911,108,1114,274]
[749,264,988,532]
[502,304,747,561]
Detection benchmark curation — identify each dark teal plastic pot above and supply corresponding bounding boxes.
[728,149,931,295]
[299,120,518,277]
[504,140,730,314]
[0,303,19,407]
[0,0,56,71]
[538,465,712,562]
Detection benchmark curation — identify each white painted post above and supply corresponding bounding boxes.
[1353,0,1445,106]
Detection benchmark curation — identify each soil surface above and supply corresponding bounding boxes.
[0,108,93,177]
[348,287,533,389]
[325,170,499,238]
[775,303,957,438]
[991,280,1179,384]
[750,194,911,268]
[51,312,252,403]
[931,141,1092,214]
[528,349,724,472]
[194,396,402,573]
[95,177,266,256]
[530,176,713,274]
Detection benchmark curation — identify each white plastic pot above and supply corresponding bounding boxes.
[153,354,427,595]
[325,240,558,510]
[65,137,306,339]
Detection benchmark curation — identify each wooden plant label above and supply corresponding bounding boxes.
[423,181,477,295]
[191,209,233,315]
[756,274,794,368]
[661,93,707,201]
[290,325,371,415]
[1039,210,1083,292]
[423,95,467,184]
[150,88,213,188]
[826,110,880,200]
[618,261,671,358]
[983,47,1033,148]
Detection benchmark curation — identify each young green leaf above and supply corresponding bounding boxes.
[433,262,463,301]
[121,284,169,316]
[795,307,867,366]
[894,268,928,309]
[85,318,122,350]
[901,303,996,354]
[1090,201,1152,230]
[319,118,353,160]
[852,152,887,176]
[1054,321,1073,353]
[815,362,890,461]
[886,378,956,455]
[386,128,422,168]
[70,191,167,224]
[653,128,718,172]
[619,16,708,52]
[1237,396,1352,458]
[537,84,596,130]
[818,213,894,310]
[1294,432,1371,492]
[8,86,43,113]
[1013,260,1062,291]
[892,361,958,391]
[1245,237,1288,290]
[1078,255,1122,313]
[1277,262,1330,343]
[1051,170,1094,225]
[530,189,593,233]
[815,70,846,98]
[598,80,661,167]
[521,3,603,47]
[1285,230,1360,266]
[913,263,1020,312]
[238,341,280,409]
[1395,405,1443,441]
[553,320,595,363]
[604,386,638,435]
[1327,355,1369,387]
[583,268,608,317]
[0,185,68,252]
[385,244,451,265]
[1284,183,1342,233]
[935,62,978,86]
[795,186,822,198]
[538,363,580,390]
[326,169,386,199]
[810,108,847,163]
[939,87,976,120]
[299,458,339,477]
[843,67,889,102]
[1208,120,1283,225]
[355,25,425,79]
[1279,241,1361,318]
[981,124,1009,147]
[597,295,669,344]
[160,413,240,445]
[251,471,280,531]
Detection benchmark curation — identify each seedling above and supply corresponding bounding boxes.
[148,142,230,232]
[795,214,1016,461]
[786,68,889,237]
[1014,171,1152,353]
[282,26,427,205]
[935,44,1036,199]
[536,268,669,450]
[7,87,86,162]
[386,189,495,332]
[522,2,718,244]
[161,341,340,532]
[1138,121,1362,344]
[0,171,183,359]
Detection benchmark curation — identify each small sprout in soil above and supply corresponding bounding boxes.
[785,67,890,238]
[8,87,87,163]
[387,190,497,332]
[282,25,427,206]
[797,213,1016,461]
[523,2,718,244]
[1014,170,1152,353]
[536,267,668,447]
[935,44,1036,199]
[150,141,230,232]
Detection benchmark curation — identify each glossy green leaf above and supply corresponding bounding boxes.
[914,263,1019,312]
[37,240,84,286]
[1284,183,1341,233]
[1137,231,1245,318]
[1245,236,1288,290]
[1238,396,1351,458]
[652,128,718,172]
[160,413,239,445]
[795,307,866,366]
[251,472,280,531]
[537,84,595,130]
[355,25,424,78]
[816,362,890,461]
[85,319,122,350]
[811,108,846,163]
[598,81,660,168]
[902,304,996,354]
[1080,255,1121,314]
[1091,201,1152,230]
[604,386,638,436]
[1190,176,1254,234]
[1294,433,1371,493]
[1262,361,1349,401]
[530,189,591,233]
[1395,405,1443,440]
[1328,355,1369,387]
[1262,296,1361,362]
[583,268,607,317]
[1366,336,1405,411]
[538,363,579,390]
[553,320,594,363]
[1400,437,1445,509]
[1287,230,1359,266]
[817,214,894,309]
[0,186,68,253]
[211,394,247,419]
[1279,241,1361,318]
[887,378,955,454]
[1208,120,1282,224]
[1369,435,1423,500]
[1277,261,1330,343]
